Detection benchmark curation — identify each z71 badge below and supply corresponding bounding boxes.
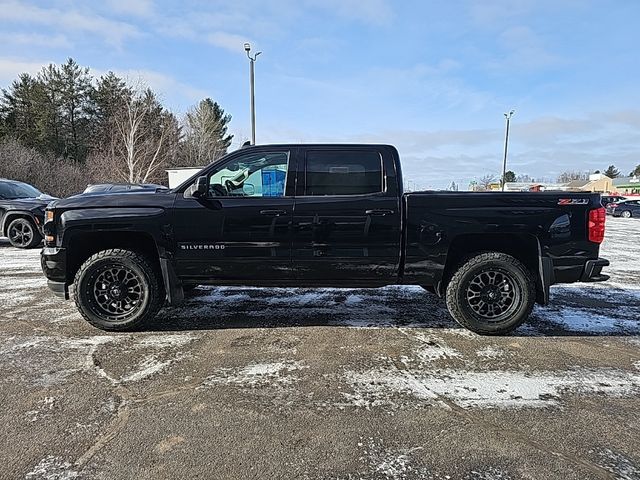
[557,198,589,205]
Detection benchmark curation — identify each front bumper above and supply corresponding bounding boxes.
[40,246,68,299]
[580,258,610,282]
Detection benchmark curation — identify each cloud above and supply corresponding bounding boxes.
[255,110,640,189]
[0,58,51,84]
[304,0,394,25]
[488,25,562,70]
[0,1,141,47]
[0,32,71,49]
[94,68,210,110]
[468,0,536,26]
[207,32,250,53]
[105,0,154,17]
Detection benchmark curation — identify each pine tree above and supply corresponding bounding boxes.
[182,98,233,165]
[56,58,95,161]
[0,74,46,148]
[603,165,620,178]
[504,170,516,183]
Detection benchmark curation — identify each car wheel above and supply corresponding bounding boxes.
[7,217,42,248]
[74,249,164,331]
[445,252,535,335]
[621,210,632,218]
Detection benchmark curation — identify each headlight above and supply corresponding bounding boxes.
[45,210,54,222]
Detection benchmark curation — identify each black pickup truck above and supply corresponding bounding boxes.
[41,144,609,334]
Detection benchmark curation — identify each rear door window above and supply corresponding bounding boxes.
[305,150,383,196]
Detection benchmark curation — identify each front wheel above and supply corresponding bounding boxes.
[621,210,632,218]
[445,252,535,335]
[7,218,42,248]
[73,249,164,331]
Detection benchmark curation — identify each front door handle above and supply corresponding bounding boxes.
[260,209,287,217]
[365,209,394,216]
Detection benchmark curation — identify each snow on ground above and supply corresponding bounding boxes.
[341,366,640,409]
[201,360,308,388]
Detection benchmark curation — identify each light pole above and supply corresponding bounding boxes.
[501,110,515,191]
[244,43,261,145]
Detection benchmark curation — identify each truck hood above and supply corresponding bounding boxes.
[49,190,175,209]
[6,195,57,210]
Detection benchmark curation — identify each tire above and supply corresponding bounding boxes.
[621,210,632,218]
[73,249,164,331]
[7,217,42,249]
[445,252,535,335]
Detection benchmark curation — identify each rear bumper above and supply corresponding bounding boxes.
[580,258,610,282]
[40,246,69,299]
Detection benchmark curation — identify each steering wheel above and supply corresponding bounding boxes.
[209,183,228,197]
[225,179,240,194]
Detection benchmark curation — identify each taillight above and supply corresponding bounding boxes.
[588,207,606,243]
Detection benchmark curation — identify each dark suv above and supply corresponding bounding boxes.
[0,179,56,248]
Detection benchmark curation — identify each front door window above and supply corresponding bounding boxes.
[209,152,289,198]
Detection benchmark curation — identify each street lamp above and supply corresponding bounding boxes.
[501,109,515,191]
[244,42,261,145]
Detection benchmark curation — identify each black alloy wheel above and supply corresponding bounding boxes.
[7,218,42,248]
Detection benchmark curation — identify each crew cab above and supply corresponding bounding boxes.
[40,144,609,334]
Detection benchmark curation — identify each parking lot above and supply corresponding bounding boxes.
[1,217,639,479]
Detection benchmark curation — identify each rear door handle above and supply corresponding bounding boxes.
[365,209,395,216]
[260,209,287,216]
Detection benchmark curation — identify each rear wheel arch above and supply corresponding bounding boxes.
[445,251,536,335]
[439,233,541,301]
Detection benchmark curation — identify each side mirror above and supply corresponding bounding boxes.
[192,176,208,197]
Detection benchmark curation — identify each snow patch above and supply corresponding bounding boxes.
[202,360,307,387]
[134,334,196,349]
[411,332,461,362]
[25,456,79,479]
[598,448,640,480]
[342,367,640,409]
[543,307,640,334]
[475,346,506,359]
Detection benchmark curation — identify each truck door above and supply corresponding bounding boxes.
[172,148,296,282]
[291,147,402,285]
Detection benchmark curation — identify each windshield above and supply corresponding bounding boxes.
[0,181,43,199]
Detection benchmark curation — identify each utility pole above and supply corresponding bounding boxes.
[244,43,261,145]
[501,110,515,191]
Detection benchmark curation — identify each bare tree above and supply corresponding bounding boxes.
[557,171,589,184]
[478,174,497,190]
[111,87,179,184]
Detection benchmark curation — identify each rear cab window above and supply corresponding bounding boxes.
[304,150,383,196]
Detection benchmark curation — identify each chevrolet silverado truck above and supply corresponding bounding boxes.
[40,144,609,334]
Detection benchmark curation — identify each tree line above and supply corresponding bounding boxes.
[0,58,234,196]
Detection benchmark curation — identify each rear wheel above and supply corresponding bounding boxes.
[445,252,535,335]
[7,218,42,248]
[74,249,164,331]
[621,210,632,218]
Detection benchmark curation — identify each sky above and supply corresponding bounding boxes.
[0,0,639,189]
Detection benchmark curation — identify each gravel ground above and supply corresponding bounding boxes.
[1,217,639,480]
